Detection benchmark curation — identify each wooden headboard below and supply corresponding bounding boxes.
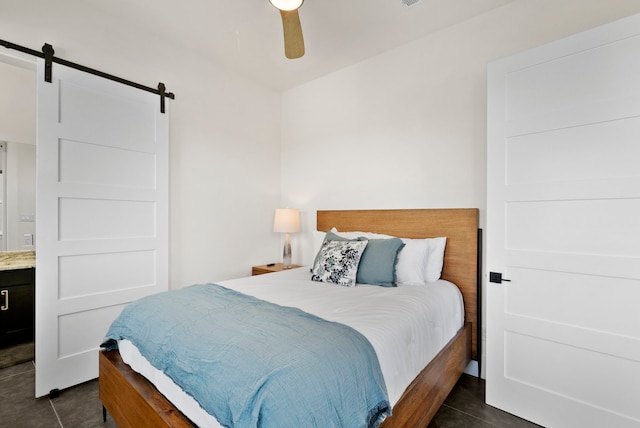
[317,208,479,360]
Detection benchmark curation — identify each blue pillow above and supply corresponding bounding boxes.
[320,231,404,287]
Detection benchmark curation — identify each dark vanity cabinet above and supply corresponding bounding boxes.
[0,268,35,347]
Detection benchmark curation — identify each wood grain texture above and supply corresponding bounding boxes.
[99,208,479,427]
[251,263,301,275]
[99,350,195,427]
[280,9,304,59]
[381,323,471,427]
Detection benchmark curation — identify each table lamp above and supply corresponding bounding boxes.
[273,208,300,268]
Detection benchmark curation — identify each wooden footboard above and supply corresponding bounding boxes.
[99,322,470,427]
[99,349,196,427]
[380,322,471,427]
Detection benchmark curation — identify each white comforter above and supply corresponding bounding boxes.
[119,267,464,427]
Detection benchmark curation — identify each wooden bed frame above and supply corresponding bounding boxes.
[99,208,479,427]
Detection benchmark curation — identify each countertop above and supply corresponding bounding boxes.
[0,250,36,271]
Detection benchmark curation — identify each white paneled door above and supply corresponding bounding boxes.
[35,59,169,397]
[486,13,640,428]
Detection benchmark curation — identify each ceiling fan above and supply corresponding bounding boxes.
[269,0,305,59]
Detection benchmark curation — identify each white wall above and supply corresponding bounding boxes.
[282,0,640,259]
[0,61,35,144]
[0,1,283,286]
[280,0,640,370]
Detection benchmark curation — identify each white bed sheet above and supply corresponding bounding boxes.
[118,266,464,427]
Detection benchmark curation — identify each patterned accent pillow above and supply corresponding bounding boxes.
[311,240,368,287]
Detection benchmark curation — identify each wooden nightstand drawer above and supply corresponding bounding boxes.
[252,263,301,276]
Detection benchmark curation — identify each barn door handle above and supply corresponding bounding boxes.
[489,272,511,284]
[1,290,8,311]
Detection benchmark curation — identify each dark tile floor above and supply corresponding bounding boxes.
[0,343,539,427]
[428,374,541,428]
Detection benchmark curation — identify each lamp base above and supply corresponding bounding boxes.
[283,233,292,269]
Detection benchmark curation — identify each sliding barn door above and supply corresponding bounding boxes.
[486,13,640,428]
[35,59,169,397]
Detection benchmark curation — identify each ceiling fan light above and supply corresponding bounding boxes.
[269,0,303,11]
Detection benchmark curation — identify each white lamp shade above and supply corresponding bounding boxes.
[269,0,303,11]
[273,208,300,233]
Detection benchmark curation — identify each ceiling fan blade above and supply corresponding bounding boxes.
[279,9,305,59]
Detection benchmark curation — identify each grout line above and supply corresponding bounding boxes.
[0,364,35,381]
[439,403,504,428]
[49,397,64,427]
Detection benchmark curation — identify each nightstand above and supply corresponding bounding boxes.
[252,263,301,276]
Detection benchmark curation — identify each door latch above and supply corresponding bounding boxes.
[489,272,511,284]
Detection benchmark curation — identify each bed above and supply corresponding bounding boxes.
[99,208,479,427]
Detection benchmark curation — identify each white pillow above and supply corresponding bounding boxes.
[312,230,327,260]
[422,236,447,282]
[396,237,447,284]
[394,238,430,285]
[332,228,446,285]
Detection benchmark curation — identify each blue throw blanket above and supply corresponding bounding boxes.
[103,284,390,428]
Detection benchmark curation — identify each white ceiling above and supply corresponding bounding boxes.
[93,0,515,91]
